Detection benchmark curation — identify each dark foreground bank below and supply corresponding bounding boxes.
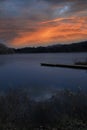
[0,89,87,130]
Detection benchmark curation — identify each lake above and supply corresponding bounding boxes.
[0,53,87,100]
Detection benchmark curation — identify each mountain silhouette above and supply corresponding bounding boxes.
[15,41,87,53]
[0,41,87,54]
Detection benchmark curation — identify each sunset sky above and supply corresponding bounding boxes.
[0,0,87,48]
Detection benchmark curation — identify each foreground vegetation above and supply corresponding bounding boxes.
[0,89,87,130]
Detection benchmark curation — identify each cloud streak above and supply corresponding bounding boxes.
[0,0,87,47]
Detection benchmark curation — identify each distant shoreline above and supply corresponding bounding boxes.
[0,41,87,54]
[0,52,87,55]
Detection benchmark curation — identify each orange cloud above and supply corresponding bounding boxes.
[8,16,87,47]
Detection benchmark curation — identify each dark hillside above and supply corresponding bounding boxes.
[0,43,14,54]
[15,41,87,53]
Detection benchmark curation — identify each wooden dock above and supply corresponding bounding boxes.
[41,63,87,70]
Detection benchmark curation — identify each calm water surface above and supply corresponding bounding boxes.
[0,53,87,100]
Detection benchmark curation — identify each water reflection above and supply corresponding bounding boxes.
[0,53,87,100]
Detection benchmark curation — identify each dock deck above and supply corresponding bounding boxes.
[41,63,87,70]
